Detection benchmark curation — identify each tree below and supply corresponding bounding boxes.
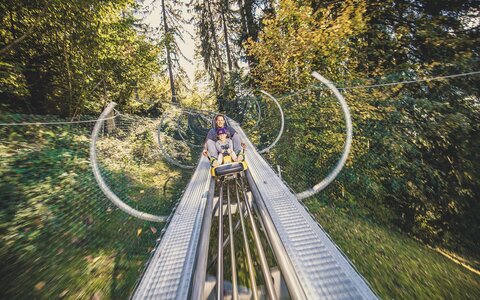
[0,0,164,117]
[154,0,191,103]
[194,0,225,97]
[193,0,271,110]
[161,0,178,103]
[246,0,479,253]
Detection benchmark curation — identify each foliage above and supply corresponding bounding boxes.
[245,0,480,255]
[193,0,273,103]
[149,0,191,103]
[247,0,367,91]
[0,0,163,117]
[0,113,191,299]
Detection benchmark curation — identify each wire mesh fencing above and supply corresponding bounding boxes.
[227,76,479,255]
[0,112,191,299]
[0,69,478,298]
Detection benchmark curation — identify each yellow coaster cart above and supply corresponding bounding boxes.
[210,154,248,177]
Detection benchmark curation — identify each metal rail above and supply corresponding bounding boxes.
[227,182,239,300]
[238,177,278,300]
[246,170,307,299]
[234,178,259,300]
[207,209,246,271]
[217,182,224,299]
[133,102,375,299]
[232,120,378,299]
[189,179,216,300]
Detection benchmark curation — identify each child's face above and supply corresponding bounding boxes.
[218,133,227,141]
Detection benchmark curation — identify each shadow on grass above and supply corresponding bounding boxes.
[0,130,193,299]
[305,200,480,299]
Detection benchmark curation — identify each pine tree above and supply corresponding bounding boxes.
[156,0,190,103]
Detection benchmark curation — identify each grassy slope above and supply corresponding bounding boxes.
[0,119,192,299]
[2,114,479,299]
[305,200,480,299]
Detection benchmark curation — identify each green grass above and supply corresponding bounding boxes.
[305,200,480,299]
[3,112,478,299]
[0,116,192,299]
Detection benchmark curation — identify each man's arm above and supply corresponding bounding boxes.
[226,126,237,137]
[203,128,217,157]
[206,128,217,141]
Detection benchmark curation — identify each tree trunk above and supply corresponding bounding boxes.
[221,0,232,72]
[106,109,116,133]
[207,0,225,95]
[1,4,49,56]
[161,0,177,103]
[237,0,248,40]
[62,33,74,117]
[244,0,257,41]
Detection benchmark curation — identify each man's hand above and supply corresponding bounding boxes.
[241,142,247,150]
[202,149,208,157]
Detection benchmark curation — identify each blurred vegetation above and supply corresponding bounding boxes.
[306,199,480,299]
[0,0,165,117]
[244,0,480,258]
[0,113,191,299]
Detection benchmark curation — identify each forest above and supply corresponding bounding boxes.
[1,0,479,298]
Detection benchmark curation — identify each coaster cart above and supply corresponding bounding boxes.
[210,153,248,177]
[206,115,248,177]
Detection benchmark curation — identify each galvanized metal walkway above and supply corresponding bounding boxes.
[132,157,213,299]
[132,123,377,299]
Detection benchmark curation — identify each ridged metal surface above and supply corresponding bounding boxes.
[133,120,376,299]
[132,157,212,300]
[232,121,377,300]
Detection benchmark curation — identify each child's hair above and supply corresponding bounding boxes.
[217,128,227,136]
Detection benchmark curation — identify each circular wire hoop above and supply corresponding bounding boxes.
[257,90,285,154]
[90,102,167,222]
[295,72,353,200]
[157,111,196,170]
